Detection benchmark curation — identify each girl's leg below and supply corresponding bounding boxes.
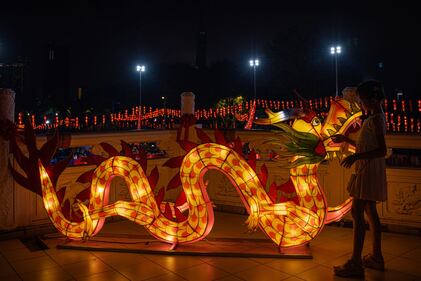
[351,199,366,263]
[364,201,383,259]
[334,199,366,277]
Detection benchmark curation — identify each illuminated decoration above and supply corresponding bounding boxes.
[4,117,156,223]
[244,100,256,129]
[6,97,362,251]
[39,156,158,240]
[234,100,256,130]
[16,95,420,133]
[254,97,362,228]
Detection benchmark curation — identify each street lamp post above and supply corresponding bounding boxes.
[249,59,259,100]
[330,46,341,97]
[161,96,166,128]
[136,65,145,129]
[161,96,166,109]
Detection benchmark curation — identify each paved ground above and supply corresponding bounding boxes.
[1,212,421,280]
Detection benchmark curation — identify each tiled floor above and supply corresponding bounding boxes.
[1,212,421,281]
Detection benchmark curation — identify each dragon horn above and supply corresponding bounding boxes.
[254,108,304,125]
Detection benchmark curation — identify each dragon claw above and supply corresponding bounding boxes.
[244,212,259,231]
[76,199,94,239]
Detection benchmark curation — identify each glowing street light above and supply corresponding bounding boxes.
[136,65,146,129]
[161,96,166,109]
[249,59,259,100]
[330,46,341,97]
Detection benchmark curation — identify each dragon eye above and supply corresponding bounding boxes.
[311,117,321,126]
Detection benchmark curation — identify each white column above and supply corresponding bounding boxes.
[180,92,195,115]
[0,89,16,230]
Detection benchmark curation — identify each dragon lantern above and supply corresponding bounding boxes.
[8,97,361,252]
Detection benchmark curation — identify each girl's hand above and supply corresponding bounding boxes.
[341,154,359,168]
[331,134,349,143]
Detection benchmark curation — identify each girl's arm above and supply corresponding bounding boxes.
[331,134,356,147]
[341,116,387,168]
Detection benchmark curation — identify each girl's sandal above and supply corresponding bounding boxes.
[334,259,365,278]
[363,254,385,271]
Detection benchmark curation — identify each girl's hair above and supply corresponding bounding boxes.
[357,80,385,101]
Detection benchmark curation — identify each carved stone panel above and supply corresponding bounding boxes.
[382,169,421,227]
[109,177,132,202]
[386,182,421,217]
[205,170,244,207]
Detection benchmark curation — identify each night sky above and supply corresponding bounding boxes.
[0,1,419,113]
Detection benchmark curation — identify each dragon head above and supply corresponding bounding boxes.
[255,97,362,167]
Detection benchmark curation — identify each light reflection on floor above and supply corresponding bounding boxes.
[1,211,421,281]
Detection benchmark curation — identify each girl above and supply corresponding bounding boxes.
[332,80,388,278]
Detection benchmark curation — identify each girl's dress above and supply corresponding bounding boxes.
[350,113,387,201]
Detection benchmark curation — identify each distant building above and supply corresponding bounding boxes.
[43,43,70,108]
[195,31,207,69]
[0,63,24,95]
[195,15,207,69]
